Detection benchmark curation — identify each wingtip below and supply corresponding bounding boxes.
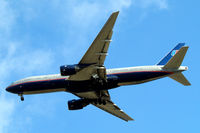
[126,118,135,122]
[110,11,119,20]
[185,82,191,86]
[112,11,120,15]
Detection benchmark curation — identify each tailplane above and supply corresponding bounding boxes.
[169,72,191,86]
[157,43,191,86]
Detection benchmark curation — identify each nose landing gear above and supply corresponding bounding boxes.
[19,94,24,101]
[21,96,24,101]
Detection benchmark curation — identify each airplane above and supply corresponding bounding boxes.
[6,11,191,121]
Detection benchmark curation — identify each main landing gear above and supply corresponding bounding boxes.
[92,98,107,105]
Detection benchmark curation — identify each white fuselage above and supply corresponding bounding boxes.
[7,65,187,95]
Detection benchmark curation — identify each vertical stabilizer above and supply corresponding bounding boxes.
[163,46,188,69]
[157,43,185,65]
[157,43,191,86]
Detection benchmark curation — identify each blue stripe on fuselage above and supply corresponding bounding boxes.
[6,71,172,94]
[108,71,172,83]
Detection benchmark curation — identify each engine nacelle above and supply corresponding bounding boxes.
[60,64,81,76]
[107,75,118,82]
[68,99,89,110]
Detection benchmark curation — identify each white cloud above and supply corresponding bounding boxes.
[109,0,132,10]
[0,0,15,34]
[0,0,54,132]
[68,0,132,28]
[66,0,167,28]
[0,42,54,81]
[24,95,57,117]
[135,0,168,9]
[0,1,17,132]
[0,95,15,133]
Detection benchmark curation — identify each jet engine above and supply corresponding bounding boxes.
[68,99,89,110]
[60,64,91,76]
[60,64,81,76]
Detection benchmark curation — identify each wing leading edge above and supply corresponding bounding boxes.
[68,11,119,81]
[79,11,119,66]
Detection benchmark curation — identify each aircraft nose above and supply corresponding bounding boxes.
[5,85,19,94]
[6,86,12,92]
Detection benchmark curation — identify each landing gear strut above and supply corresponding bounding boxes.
[92,98,106,105]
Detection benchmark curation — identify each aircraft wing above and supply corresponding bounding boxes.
[68,11,119,81]
[93,100,134,122]
[79,11,119,66]
[74,90,134,122]
[69,12,132,121]
[68,65,96,80]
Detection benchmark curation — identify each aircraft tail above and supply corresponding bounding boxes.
[157,43,191,86]
[163,46,189,69]
[157,43,185,66]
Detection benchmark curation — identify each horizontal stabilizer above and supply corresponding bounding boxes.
[169,72,191,86]
[164,46,188,69]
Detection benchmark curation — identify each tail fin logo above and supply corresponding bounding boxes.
[171,50,179,56]
[157,43,185,65]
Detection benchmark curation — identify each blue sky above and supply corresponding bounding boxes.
[0,0,199,132]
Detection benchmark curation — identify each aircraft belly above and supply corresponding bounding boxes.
[67,80,118,93]
[22,72,170,94]
[21,79,67,94]
[20,79,117,94]
[115,71,171,85]
[23,88,66,94]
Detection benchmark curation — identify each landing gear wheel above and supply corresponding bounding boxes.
[20,96,24,101]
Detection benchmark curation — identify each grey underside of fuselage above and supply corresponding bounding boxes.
[23,74,169,95]
[19,66,173,95]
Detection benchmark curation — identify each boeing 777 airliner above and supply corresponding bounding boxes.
[6,11,190,121]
